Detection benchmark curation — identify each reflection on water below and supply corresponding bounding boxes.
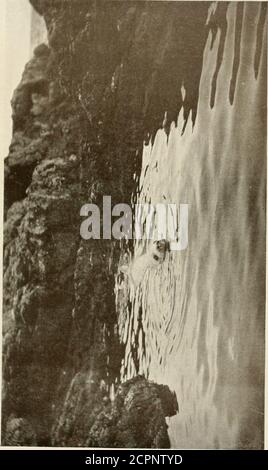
[115,2,266,449]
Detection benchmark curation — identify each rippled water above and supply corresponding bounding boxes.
[115,3,266,449]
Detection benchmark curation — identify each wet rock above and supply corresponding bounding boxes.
[87,376,178,448]
[53,375,178,448]
[5,417,37,446]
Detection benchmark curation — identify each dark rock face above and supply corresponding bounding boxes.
[53,375,178,448]
[3,43,82,444]
[5,416,37,446]
[3,0,209,446]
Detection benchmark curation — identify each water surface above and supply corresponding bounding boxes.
[116,2,266,449]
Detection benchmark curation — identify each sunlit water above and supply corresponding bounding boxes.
[115,3,266,449]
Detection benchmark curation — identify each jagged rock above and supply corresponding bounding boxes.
[87,376,178,448]
[3,42,82,445]
[5,417,37,446]
[11,44,49,131]
[53,375,178,448]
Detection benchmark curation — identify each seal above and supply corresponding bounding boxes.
[120,239,170,288]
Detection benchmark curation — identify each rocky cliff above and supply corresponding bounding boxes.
[2,0,210,446]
